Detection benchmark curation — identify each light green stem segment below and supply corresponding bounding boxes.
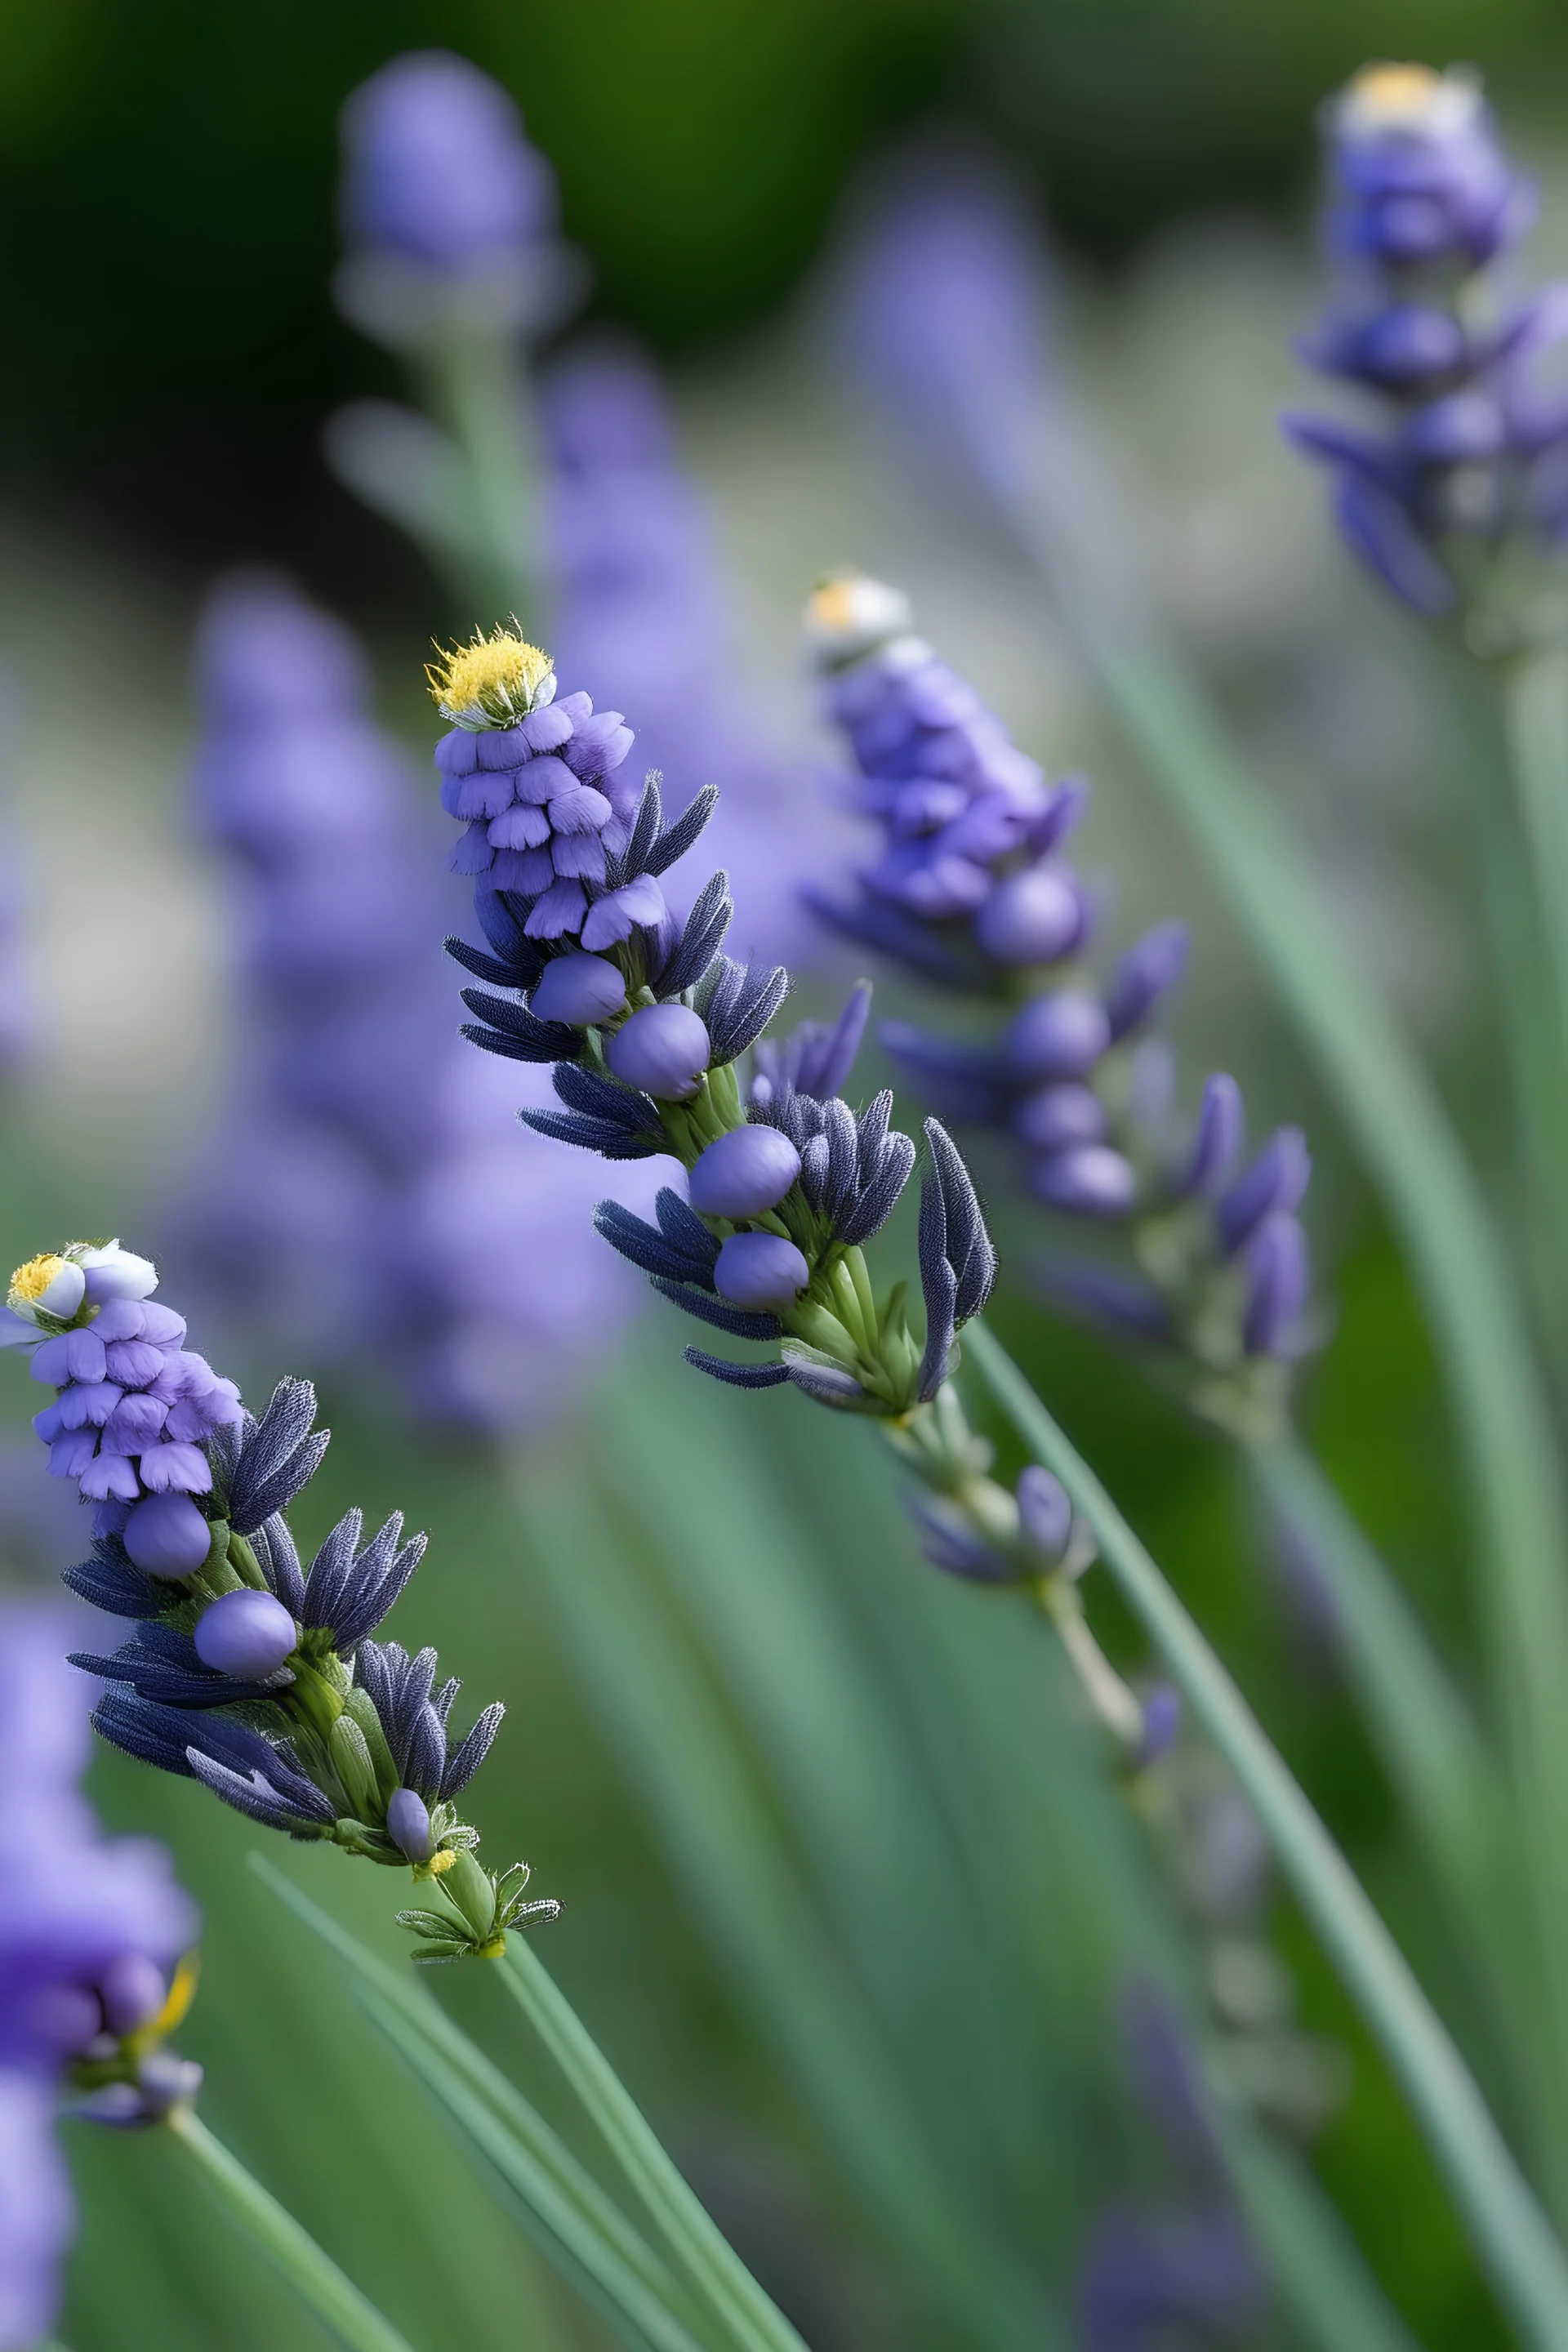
[428,330,541,625]
[965,1321,1568,2352]
[502,1944,809,2352]
[166,2107,417,2352]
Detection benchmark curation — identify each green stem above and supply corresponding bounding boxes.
[166,2108,417,2352]
[1028,566,1568,2183]
[426,330,541,626]
[965,1321,1568,2352]
[1247,1437,1507,1931]
[501,1944,808,2352]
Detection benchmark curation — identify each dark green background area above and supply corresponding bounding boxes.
[3,0,1567,581]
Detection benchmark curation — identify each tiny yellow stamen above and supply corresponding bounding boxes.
[476,1934,507,1959]
[1338,60,1479,141]
[149,1950,201,2039]
[427,1848,457,1875]
[426,622,555,730]
[8,1253,69,1307]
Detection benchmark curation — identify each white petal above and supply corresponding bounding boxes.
[36,1263,87,1316]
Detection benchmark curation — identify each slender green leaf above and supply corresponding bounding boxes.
[1247,1437,1511,1940]
[1213,2110,1423,2352]
[966,1320,1568,2352]
[250,1859,710,2352]
[1020,541,1568,2187]
[502,1945,805,2352]
[167,2109,417,2352]
[514,1450,1048,2351]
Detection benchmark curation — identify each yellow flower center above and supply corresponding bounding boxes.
[807,578,862,634]
[9,1252,68,1307]
[426,624,555,729]
[1348,62,1440,121]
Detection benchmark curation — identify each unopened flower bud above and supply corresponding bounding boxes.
[1016,1465,1073,1563]
[122,1494,213,1579]
[714,1232,810,1311]
[387,1786,435,1864]
[1007,993,1111,1082]
[606,1004,710,1098]
[974,865,1084,964]
[530,952,626,1027]
[194,1589,296,1679]
[1030,1145,1138,1218]
[690,1126,802,1218]
[1011,1083,1106,1154]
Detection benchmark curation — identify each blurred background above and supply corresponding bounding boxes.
[4,2,1564,2347]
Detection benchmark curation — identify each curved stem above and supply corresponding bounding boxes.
[165,2107,416,2352]
[965,1321,1568,2352]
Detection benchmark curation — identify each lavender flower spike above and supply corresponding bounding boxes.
[1286,62,1568,644]
[808,576,1313,1437]
[336,50,579,348]
[2,1254,554,1966]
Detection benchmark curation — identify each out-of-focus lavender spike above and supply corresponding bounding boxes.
[542,344,844,965]
[837,143,1053,501]
[0,1606,198,2325]
[183,577,663,1435]
[1287,65,1568,630]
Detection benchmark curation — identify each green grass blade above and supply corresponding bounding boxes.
[166,2110,416,2352]
[1027,555,1568,2133]
[591,1390,1071,2236]
[502,1945,805,2352]
[965,1320,1568,2352]
[514,1450,1048,2350]
[353,1984,710,2352]
[1248,1436,1509,1934]
[250,1858,710,2352]
[1214,2112,1422,2352]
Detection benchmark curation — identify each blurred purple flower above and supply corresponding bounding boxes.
[183,577,661,1433]
[1286,65,1568,623]
[340,51,556,278]
[836,145,1052,501]
[541,345,844,964]
[0,1608,195,2345]
[808,579,1312,1395]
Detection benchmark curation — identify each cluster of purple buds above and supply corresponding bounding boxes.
[0,1609,198,2343]
[1285,63,1568,630]
[1,1244,242,1563]
[434,624,998,1417]
[808,577,1312,1425]
[0,1250,554,1966]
